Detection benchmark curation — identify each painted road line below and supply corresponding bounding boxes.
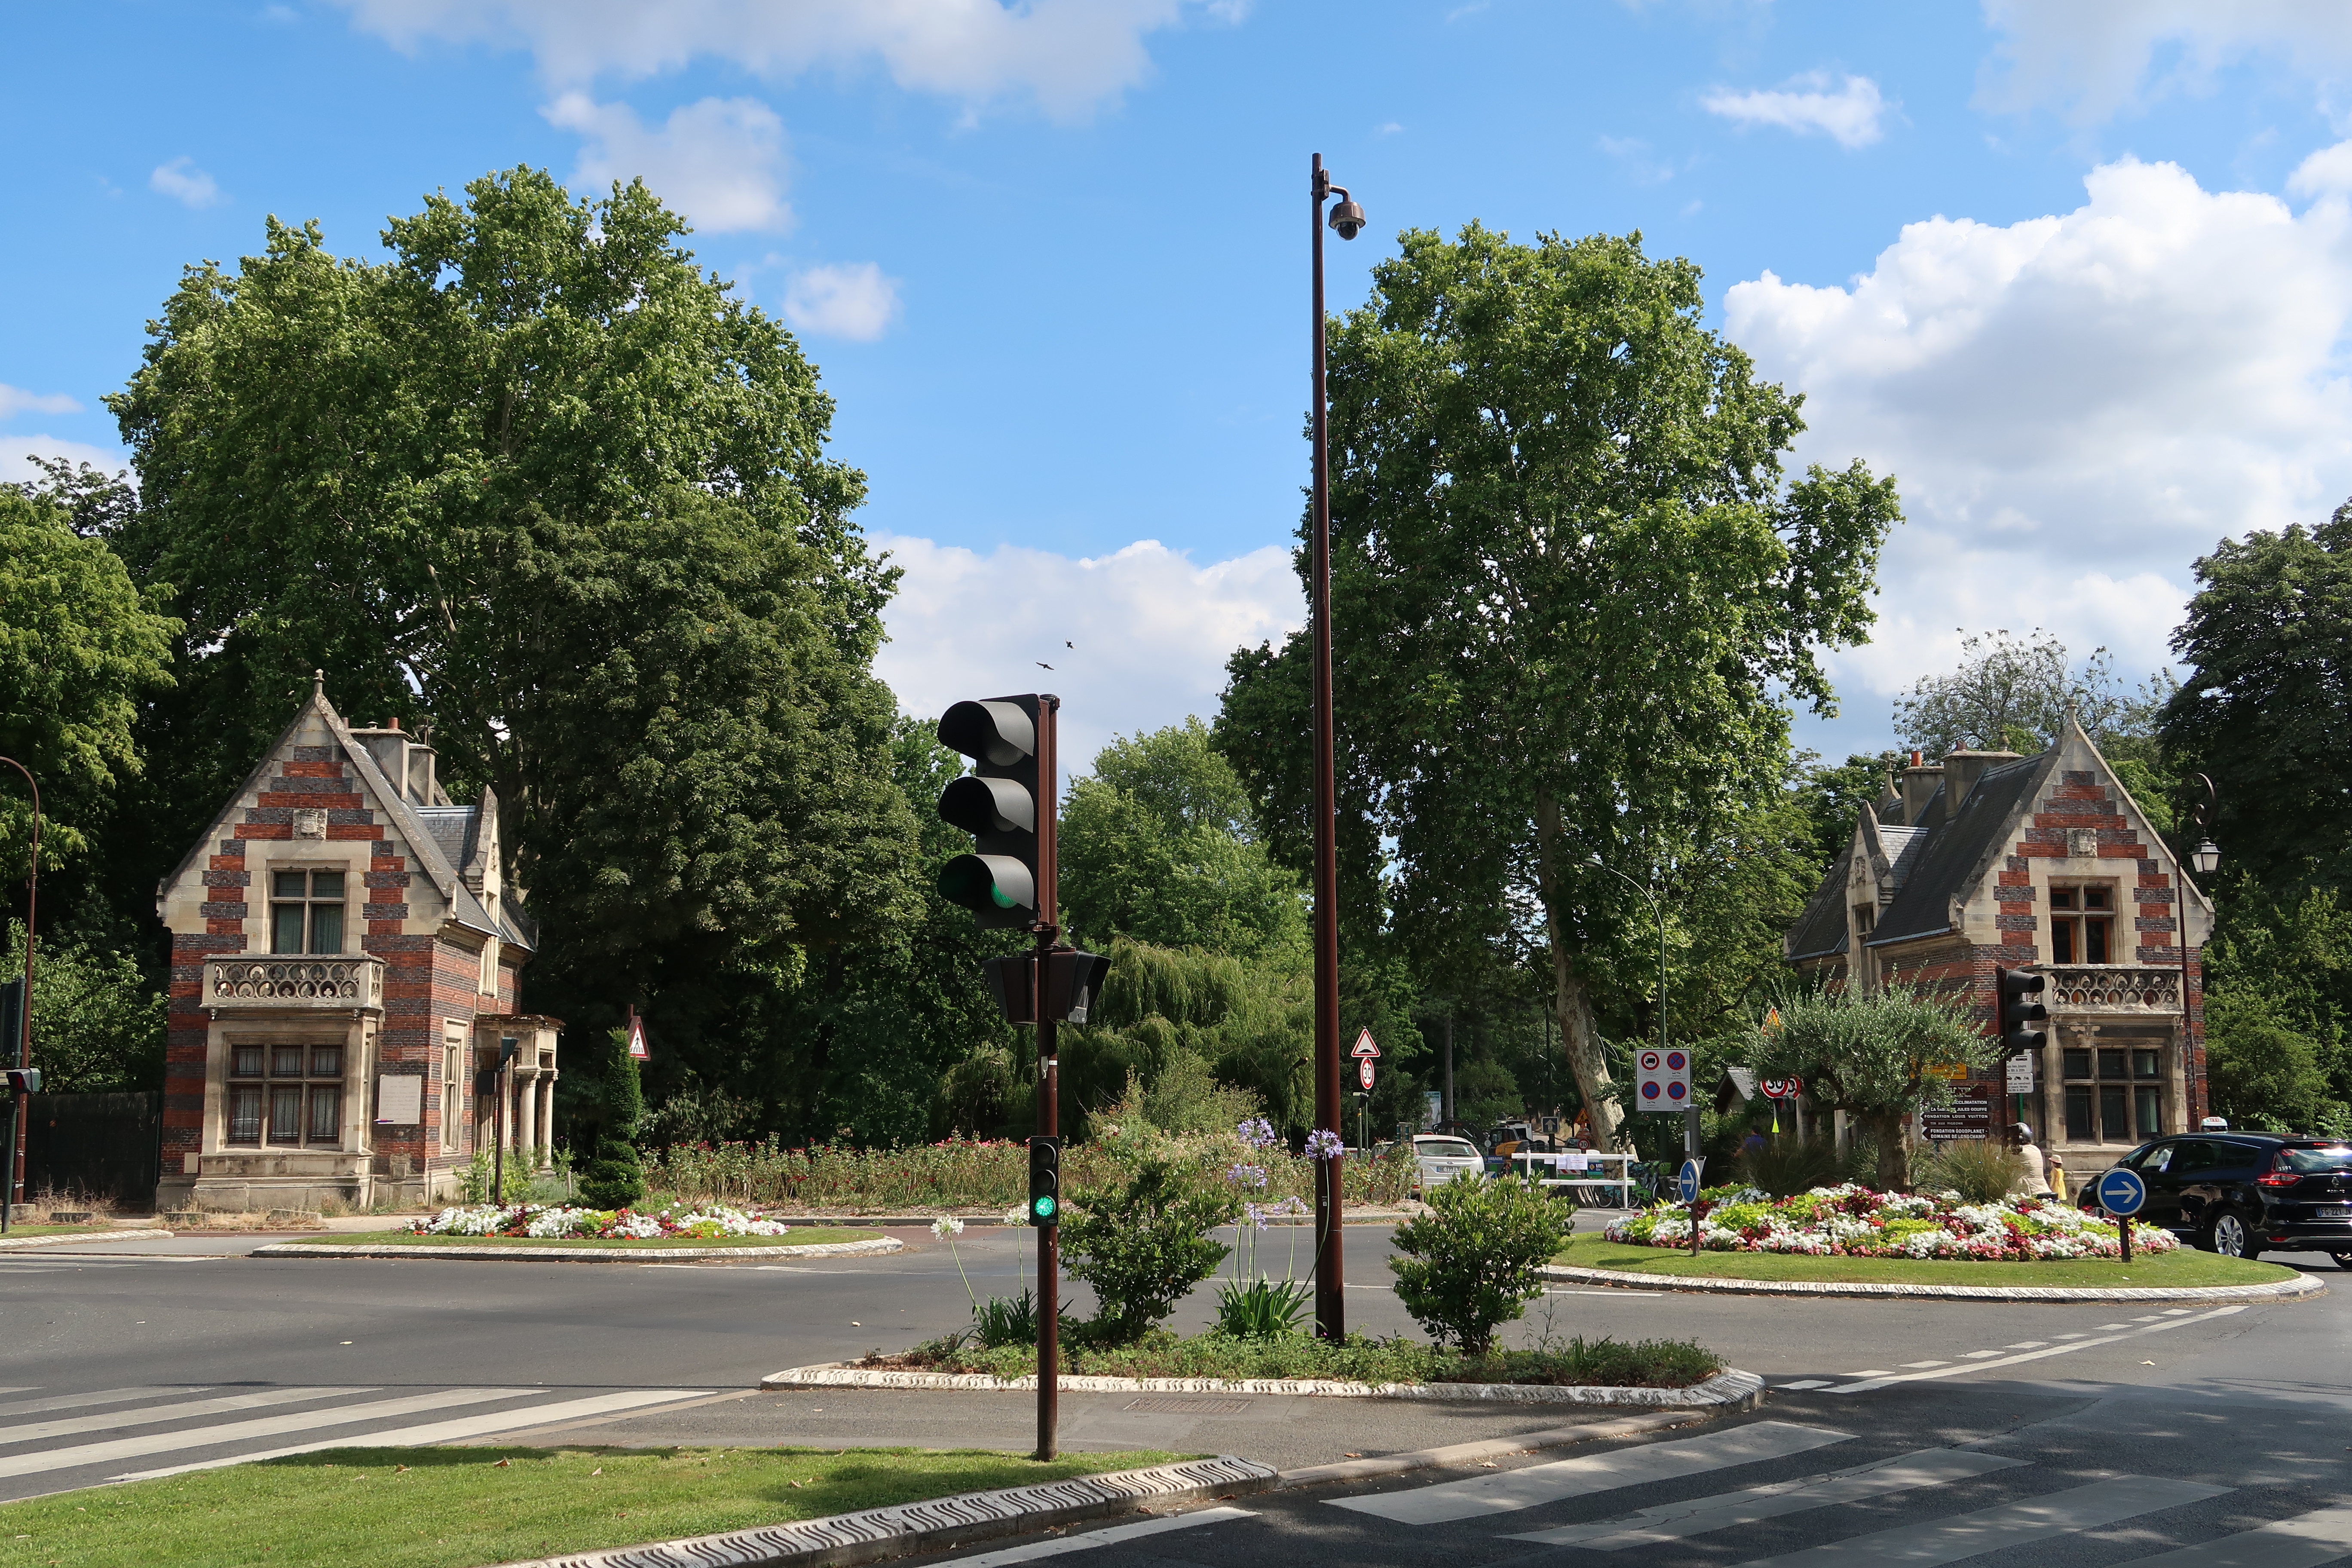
[1849,1371,1896,1378]
[937,1506,1257,1565]
[110,1389,720,1480]
[2003,1342,2049,1350]
[1960,1351,2003,1360]
[1830,1306,2248,1393]
[1777,1381,1834,1391]
[1901,1361,1949,1369]
[1731,1476,2231,1567]
[1506,1447,2027,1549]
[1328,1422,1853,1526]
[0,1387,532,1481]
[0,1387,212,1421]
[2095,1323,2134,1331]
[0,1386,373,1446]
[2118,1503,2352,1568]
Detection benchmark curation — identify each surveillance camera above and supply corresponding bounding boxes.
[1328,198,1366,241]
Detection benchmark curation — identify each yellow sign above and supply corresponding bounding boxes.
[1925,1062,1971,1081]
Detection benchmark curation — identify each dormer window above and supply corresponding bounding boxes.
[271,869,346,954]
[2049,885,2113,965]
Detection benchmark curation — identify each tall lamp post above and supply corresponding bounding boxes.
[0,757,37,1231]
[1309,153,1365,1342]
[2183,775,2220,1126]
[1590,858,1678,1160]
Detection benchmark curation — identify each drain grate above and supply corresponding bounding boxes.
[1122,1396,1253,1414]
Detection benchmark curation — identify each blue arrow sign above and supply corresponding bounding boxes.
[1678,1158,1705,1204]
[2096,1166,2147,1217]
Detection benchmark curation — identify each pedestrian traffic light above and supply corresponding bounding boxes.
[0,978,19,1054]
[1027,1136,1060,1226]
[3,1069,38,1096]
[937,696,1044,930]
[1997,966,2048,1056]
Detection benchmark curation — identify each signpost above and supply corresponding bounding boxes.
[1636,1049,1691,1112]
[2097,1165,2147,1264]
[1678,1157,1707,1257]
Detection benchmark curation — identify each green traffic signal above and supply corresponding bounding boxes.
[1031,1195,1057,1219]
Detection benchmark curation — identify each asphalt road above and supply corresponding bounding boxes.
[1,1218,2346,1567]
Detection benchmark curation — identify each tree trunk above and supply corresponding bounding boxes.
[1866,1110,1909,1192]
[1535,790,1624,1151]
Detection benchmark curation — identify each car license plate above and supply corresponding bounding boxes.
[2313,1206,2352,1220]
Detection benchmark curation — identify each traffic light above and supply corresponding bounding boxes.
[3,1069,38,1096]
[936,696,1044,930]
[1043,949,1111,1027]
[0,978,19,1055]
[1997,966,2049,1056]
[1026,1136,1060,1226]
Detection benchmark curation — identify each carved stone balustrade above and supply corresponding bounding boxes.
[204,956,384,1012]
[2043,965,2180,1014]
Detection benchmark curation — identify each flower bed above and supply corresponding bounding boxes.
[408,1203,793,1241]
[1602,1183,2177,1262]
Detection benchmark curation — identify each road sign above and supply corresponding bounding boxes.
[1351,1029,1380,1059]
[1636,1048,1691,1111]
[2005,1054,2036,1093]
[1761,1077,1802,1100]
[1677,1158,1705,1203]
[1357,1057,1375,1090]
[626,1013,649,1061]
[2096,1166,2147,1217]
[1920,1083,1994,1142]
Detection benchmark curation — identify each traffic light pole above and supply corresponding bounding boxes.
[0,756,38,1233]
[1309,153,1347,1343]
[1032,696,1060,1464]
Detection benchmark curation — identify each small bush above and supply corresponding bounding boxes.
[1061,1158,1237,1344]
[973,1288,1073,1349]
[1448,1335,1721,1389]
[459,1149,492,1205]
[1214,1275,1311,1338]
[1916,1139,2025,1203]
[580,1143,647,1210]
[1388,1173,1575,1354]
[1739,1136,1844,1198]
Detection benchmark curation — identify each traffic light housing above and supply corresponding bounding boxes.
[1026,1136,1060,1226]
[1997,966,2049,1056]
[3,1069,38,1096]
[937,696,1044,930]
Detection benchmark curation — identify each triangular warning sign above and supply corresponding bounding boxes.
[627,1014,650,1061]
[1351,1029,1380,1059]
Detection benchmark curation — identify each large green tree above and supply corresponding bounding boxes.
[1220,224,1897,1149]
[107,169,917,1037]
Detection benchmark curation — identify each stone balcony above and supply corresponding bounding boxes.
[204,955,384,1012]
[2043,964,2181,1014]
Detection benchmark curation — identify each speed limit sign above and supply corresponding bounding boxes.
[1357,1057,1375,1090]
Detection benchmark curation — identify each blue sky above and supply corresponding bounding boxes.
[11,2,2352,771]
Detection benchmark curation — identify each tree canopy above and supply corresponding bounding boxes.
[1895,629,2168,762]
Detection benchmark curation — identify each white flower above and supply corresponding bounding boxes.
[933,1216,965,1240]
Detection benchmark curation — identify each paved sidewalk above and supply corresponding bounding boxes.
[476,1385,1644,1473]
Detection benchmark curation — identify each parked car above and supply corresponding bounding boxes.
[1409,1135,1486,1196]
[2076,1132,2352,1264]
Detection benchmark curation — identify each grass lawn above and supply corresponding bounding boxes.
[1553,1233,2299,1287]
[331,1228,883,1250]
[0,1444,1184,1568]
[0,1224,122,1238]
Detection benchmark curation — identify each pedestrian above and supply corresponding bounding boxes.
[1741,1127,1767,1157]
[2047,1148,2067,1204]
[2009,1123,2049,1197]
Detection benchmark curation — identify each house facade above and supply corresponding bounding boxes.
[155,677,558,1212]
[1785,724,2211,1184]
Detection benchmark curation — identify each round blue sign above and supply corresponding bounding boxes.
[1677,1159,1703,1203]
[2095,1166,2147,1216]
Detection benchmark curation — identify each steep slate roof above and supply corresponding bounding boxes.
[1785,842,1853,962]
[413,805,479,881]
[1868,750,2057,947]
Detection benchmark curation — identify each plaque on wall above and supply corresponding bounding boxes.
[375,1072,423,1125]
[1920,1082,1994,1142]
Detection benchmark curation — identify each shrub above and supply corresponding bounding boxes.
[1916,1139,2026,1203]
[459,1149,492,1205]
[1061,1158,1238,1344]
[579,1143,647,1210]
[1214,1275,1311,1338]
[1388,1173,1575,1354]
[973,1288,1073,1350]
[1739,1135,1844,1198]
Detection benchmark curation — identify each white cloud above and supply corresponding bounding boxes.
[544,92,790,233]
[781,262,901,340]
[341,0,1224,121]
[150,156,224,208]
[0,385,81,420]
[1725,154,2352,729]
[2289,138,2352,198]
[1702,72,1890,149]
[1979,0,2352,125]
[1,434,132,484]
[871,534,1302,775]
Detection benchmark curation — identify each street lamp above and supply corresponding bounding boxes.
[1309,153,1362,1342]
[1589,857,1677,1160]
[0,757,37,1233]
[2181,774,2218,1125]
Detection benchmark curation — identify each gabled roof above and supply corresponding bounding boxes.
[1869,750,2055,946]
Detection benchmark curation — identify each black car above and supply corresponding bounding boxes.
[2077,1132,2352,1264]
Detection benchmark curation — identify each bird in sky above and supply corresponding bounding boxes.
[1037,662,1054,670]
[1066,640,1074,649]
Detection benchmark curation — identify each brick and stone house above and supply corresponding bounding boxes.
[154,677,558,1212]
[1784,723,2211,1185]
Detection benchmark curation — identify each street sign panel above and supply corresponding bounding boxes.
[1351,1029,1380,1059]
[627,1014,650,1061]
[2096,1166,2147,1216]
[1357,1057,1375,1090]
[2005,1054,2036,1093]
[1677,1158,1705,1203]
[1920,1083,1994,1142]
[1636,1048,1692,1112]
[1761,1077,1802,1100]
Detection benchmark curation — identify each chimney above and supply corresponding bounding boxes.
[1900,750,1944,829]
[347,720,409,799]
[1941,748,2022,816]
[407,726,438,805]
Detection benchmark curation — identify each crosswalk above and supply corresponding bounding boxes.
[1311,1416,2352,1568]
[1772,1303,2247,1393]
[0,1382,714,1498]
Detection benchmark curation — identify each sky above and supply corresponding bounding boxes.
[10,2,2352,774]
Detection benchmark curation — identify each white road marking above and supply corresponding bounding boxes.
[1778,1381,1834,1391]
[1830,1306,2248,1393]
[0,1385,370,1445]
[937,1506,1256,1565]
[2004,1342,2049,1350]
[2095,1323,2134,1331]
[0,1387,532,1481]
[1901,1361,1949,1369]
[0,1387,208,1420]
[1731,1475,2230,1566]
[2118,1502,2352,1567]
[110,1388,718,1480]
[1505,1447,2026,1549]
[1328,1422,1853,1526]
[1960,1351,2003,1360]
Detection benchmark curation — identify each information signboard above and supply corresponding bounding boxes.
[1636,1048,1692,1112]
[1919,1082,1994,1142]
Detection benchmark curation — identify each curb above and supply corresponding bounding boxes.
[1538,1262,2329,1303]
[761,1361,1764,1409]
[772,1212,1418,1228]
[1274,1405,1733,1488]
[249,1237,904,1263]
[484,1455,1279,1568]
[0,1229,170,1250]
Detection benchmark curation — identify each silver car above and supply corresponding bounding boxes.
[1411,1135,1485,1195]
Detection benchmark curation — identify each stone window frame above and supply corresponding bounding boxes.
[269,861,352,956]
[2058,1030,2166,1145]
[226,1040,348,1147]
[2047,877,2119,965]
[440,1020,469,1152]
